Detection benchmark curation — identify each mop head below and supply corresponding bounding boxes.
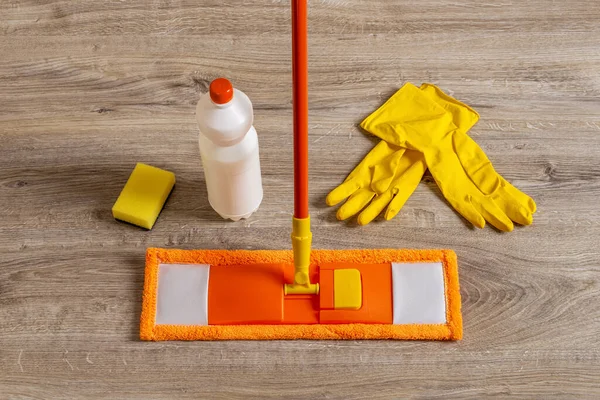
[140,248,462,340]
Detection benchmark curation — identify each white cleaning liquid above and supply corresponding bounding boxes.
[196,78,263,221]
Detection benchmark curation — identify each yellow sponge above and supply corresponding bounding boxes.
[112,163,175,229]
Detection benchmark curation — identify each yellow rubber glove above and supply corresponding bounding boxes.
[326,140,426,225]
[361,82,536,231]
[420,83,537,219]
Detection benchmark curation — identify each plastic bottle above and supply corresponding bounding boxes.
[195,78,263,221]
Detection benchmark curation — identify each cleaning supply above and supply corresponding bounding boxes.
[421,83,537,221]
[361,83,536,231]
[327,84,537,228]
[196,77,263,221]
[325,140,426,225]
[140,247,462,340]
[112,163,175,229]
[140,0,463,341]
[285,0,318,295]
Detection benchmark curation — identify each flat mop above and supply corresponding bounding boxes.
[140,0,462,340]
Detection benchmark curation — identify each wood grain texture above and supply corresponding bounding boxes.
[1,0,599,398]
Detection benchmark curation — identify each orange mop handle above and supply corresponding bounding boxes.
[286,0,318,294]
[292,0,309,219]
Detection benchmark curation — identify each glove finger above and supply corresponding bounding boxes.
[357,190,394,226]
[494,186,534,226]
[445,195,486,229]
[383,155,427,220]
[371,148,405,194]
[499,177,537,214]
[498,200,533,226]
[472,197,514,232]
[326,180,360,206]
[336,189,375,221]
[383,189,412,221]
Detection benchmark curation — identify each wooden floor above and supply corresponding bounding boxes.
[1,0,599,398]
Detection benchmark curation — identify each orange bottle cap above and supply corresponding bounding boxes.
[209,78,234,104]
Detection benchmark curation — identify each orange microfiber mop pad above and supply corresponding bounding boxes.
[140,248,462,341]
